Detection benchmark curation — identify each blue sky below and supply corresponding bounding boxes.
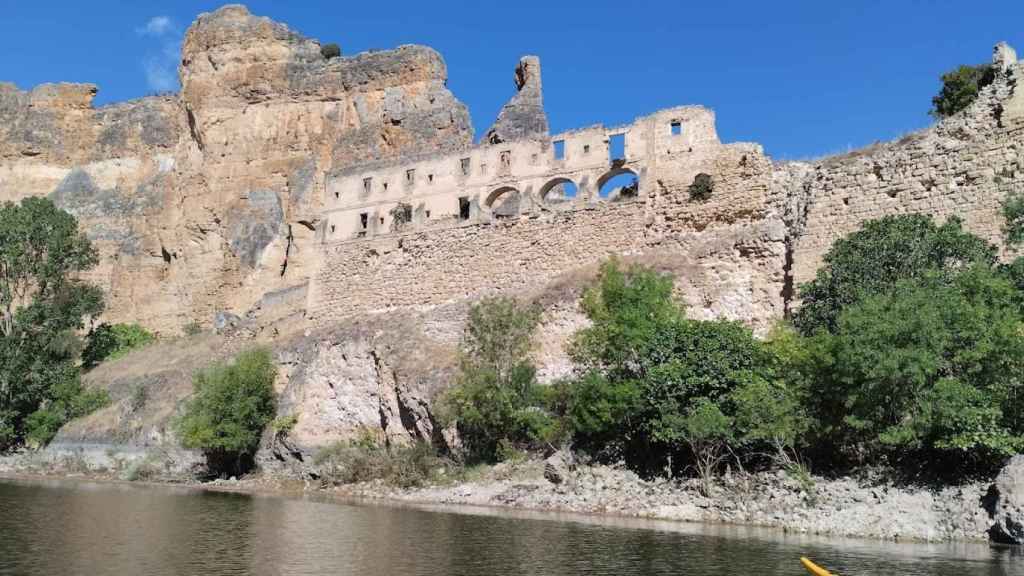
[1,1,1022,159]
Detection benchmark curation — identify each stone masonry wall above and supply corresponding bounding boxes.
[309,138,787,333]
[787,44,1024,287]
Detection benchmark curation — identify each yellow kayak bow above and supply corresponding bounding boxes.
[800,556,835,576]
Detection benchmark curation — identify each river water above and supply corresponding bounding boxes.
[0,478,1019,575]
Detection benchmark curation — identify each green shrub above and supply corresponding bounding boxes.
[567,259,802,476]
[175,348,277,476]
[804,266,1024,467]
[1003,193,1024,248]
[793,214,995,335]
[688,173,714,202]
[271,414,298,436]
[320,43,341,60]
[24,377,110,448]
[82,323,155,368]
[930,64,995,119]
[440,297,559,462]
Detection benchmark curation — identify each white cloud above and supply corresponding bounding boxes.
[137,16,174,37]
[137,16,182,93]
[143,57,177,92]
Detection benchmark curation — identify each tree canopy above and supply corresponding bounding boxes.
[0,198,107,449]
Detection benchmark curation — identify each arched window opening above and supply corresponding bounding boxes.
[486,186,521,218]
[597,169,638,200]
[539,178,579,204]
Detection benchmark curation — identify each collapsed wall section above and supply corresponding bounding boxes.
[786,43,1024,288]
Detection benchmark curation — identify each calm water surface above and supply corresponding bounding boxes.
[0,478,1020,575]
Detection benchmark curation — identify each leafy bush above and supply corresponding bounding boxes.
[805,266,1024,466]
[440,297,561,462]
[688,173,714,202]
[24,377,110,447]
[81,323,155,368]
[175,348,277,476]
[793,214,995,335]
[1003,193,1024,247]
[0,198,105,451]
[320,43,341,60]
[930,64,995,118]
[271,414,298,436]
[566,259,803,476]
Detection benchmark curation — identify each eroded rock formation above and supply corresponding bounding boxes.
[0,4,472,334]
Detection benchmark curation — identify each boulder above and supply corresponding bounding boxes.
[989,455,1024,544]
[543,449,574,485]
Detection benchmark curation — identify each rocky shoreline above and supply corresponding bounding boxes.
[6,450,1023,545]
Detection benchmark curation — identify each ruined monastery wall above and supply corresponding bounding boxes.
[309,107,786,331]
[788,44,1024,287]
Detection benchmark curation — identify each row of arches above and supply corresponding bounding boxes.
[484,168,639,211]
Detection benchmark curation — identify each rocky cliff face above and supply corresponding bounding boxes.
[0,4,472,334]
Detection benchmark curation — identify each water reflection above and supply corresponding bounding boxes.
[0,478,1019,575]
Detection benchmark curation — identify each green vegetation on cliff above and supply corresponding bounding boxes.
[931,63,996,118]
[81,323,156,369]
[176,348,277,476]
[440,297,563,462]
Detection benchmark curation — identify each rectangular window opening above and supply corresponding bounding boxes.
[671,121,682,136]
[362,177,372,194]
[428,174,434,184]
[553,139,565,160]
[458,196,470,220]
[406,169,415,183]
[382,181,388,191]
[609,133,625,161]
[425,210,431,219]
[583,144,591,155]
[460,158,471,175]
[358,212,368,237]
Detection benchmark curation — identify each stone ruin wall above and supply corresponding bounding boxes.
[786,43,1024,288]
[308,105,787,333]
[1,3,1023,338]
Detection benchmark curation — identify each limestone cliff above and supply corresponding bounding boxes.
[0,4,473,334]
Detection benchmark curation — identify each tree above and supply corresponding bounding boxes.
[930,64,995,119]
[440,297,555,462]
[0,197,105,450]
[793,214,996,335]
[176,348,277,476]
[568,260,800,477]
[807,267,1024,466]
[320,43,341,60]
